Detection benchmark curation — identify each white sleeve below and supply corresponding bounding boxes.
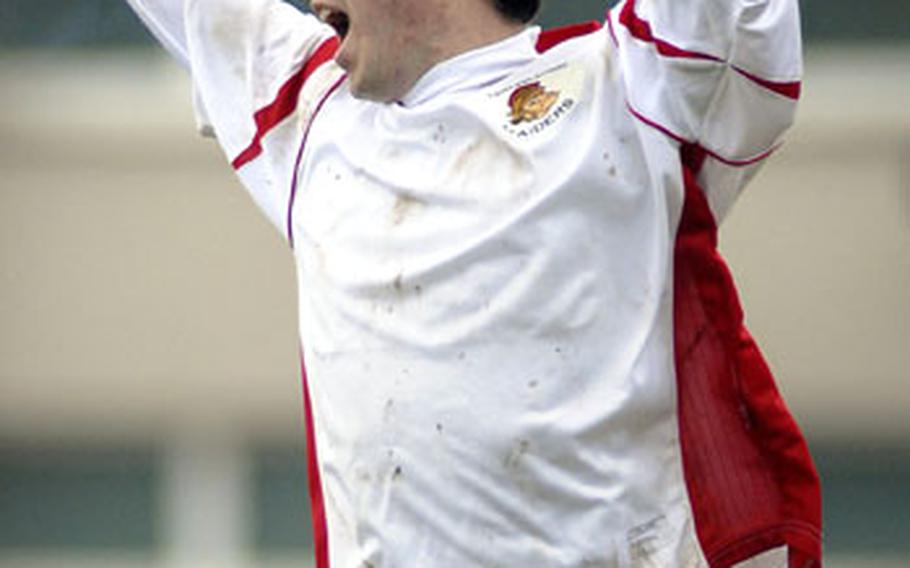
[126,0,191,66]
[125,0,344,237]
[607,0,802,220]
[126,0,214,134]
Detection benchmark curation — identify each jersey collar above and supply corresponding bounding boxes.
[398,27,540,108]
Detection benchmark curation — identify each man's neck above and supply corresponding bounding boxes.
[428,6,527,70]
[388,3,525,102]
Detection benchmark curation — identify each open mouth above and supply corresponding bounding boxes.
[315,6,350,40]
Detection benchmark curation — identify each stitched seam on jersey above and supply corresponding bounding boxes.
[232,36,340,170]
[626,102,780,167]
[286,75,347,247]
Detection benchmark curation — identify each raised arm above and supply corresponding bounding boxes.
[125,0,342,237]
[126,0,191,66]
[607,0,802,218]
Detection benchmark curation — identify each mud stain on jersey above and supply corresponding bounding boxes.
[389,273,423,304]
[451,138,486,173]
[431,123,447,145]
[355,468,372,484]
[452,135,528,179]
[503,439,530,469]
[603,151,620,178]
[446,133,533,206]
[390,193,425,225]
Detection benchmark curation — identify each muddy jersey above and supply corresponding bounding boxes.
[126,1,821,566]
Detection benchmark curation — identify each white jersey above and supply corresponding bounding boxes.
[126,1,822,567]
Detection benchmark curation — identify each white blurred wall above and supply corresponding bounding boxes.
[720,47,910,443]
[0,52,303,446]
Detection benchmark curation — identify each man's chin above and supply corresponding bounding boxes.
[337,54,373,99]
[347,75,405,104]
[347,80,382,102]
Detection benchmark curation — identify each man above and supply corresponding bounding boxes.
[125,0,822,566]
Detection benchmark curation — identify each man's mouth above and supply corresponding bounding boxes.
[315,5,350,40]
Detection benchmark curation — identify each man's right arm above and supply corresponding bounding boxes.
[125,0,343,238]
[126,0,191,66]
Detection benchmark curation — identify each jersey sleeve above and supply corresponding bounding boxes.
[126,0,191,65]
[606,0,802,221]
[125,0,344,237]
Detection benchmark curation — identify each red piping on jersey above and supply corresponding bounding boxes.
[535,21,602,53]
[300,352,330,568]
[613,2,801,100]
[231,37,340,170]
[732,66,802,100]
[625,102,688,145]
[674,144,823,567]
[606,9,620,48]
[625,102,781,167]
[618,0,722,62]
[287,75,347,247]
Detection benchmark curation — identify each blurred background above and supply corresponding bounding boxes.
[0,0,907,567]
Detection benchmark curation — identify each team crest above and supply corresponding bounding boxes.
[493,63,586,139]
[508,82,561,125]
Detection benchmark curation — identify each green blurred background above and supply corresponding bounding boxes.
[1,1,908,567]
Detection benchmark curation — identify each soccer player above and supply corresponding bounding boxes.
[125,0,822,566]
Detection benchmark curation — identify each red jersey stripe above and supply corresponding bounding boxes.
[301,353,330,568]
[674,144,823,567]
[618,0,722,62]
[535,21,602,53]
[733,66,802,100]
[232,36,340,170]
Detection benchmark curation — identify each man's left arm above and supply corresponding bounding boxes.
[606,0,802,219]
